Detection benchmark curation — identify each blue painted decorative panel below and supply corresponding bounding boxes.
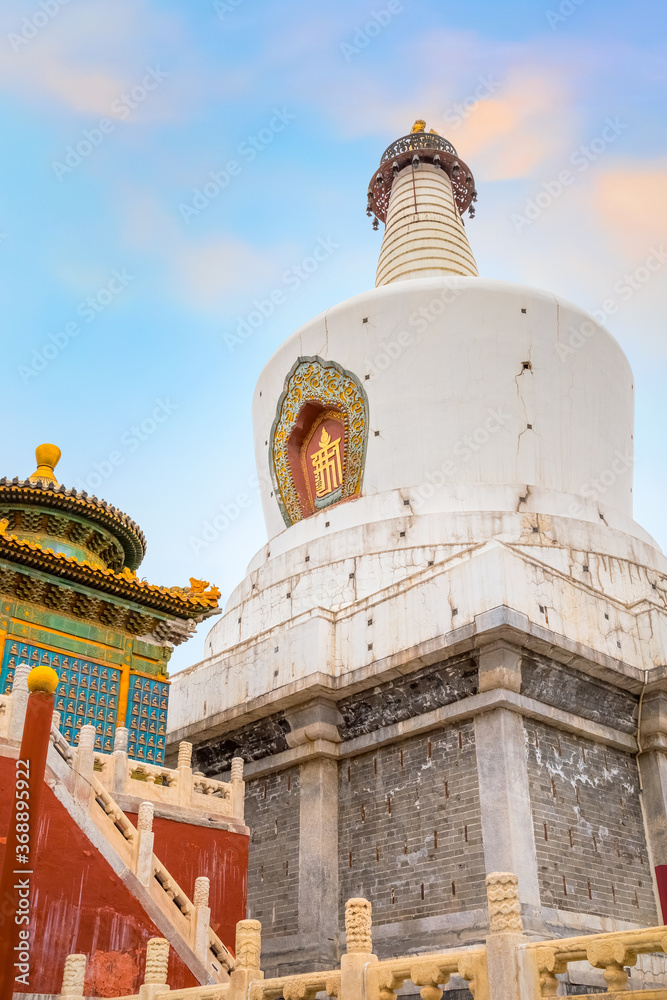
[127,673,168,764]
[1,640,120,751]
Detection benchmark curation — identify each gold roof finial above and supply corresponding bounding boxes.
[29,443,61,486]
[410,119,426,133]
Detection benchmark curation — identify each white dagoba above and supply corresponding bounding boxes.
[169,123,666,733]
[168,121,667,972]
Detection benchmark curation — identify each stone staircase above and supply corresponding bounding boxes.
[1,679,246,987]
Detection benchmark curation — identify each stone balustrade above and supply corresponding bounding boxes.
[523,925,667,997]
[54,870,667,1000]
[366,949,488,1000]
[2,680,245,986]
[98,734,245,822]
[43,718,246,824]
[88,771,234,979]
[65,724,236,982]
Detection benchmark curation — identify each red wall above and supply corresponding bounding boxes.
[0,756,248,995]
[125,811,248,951]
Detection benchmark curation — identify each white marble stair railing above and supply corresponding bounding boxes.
[81,741,235,981]
[46,723,236,984]
[43,718,246,824]
[91,728,245,822]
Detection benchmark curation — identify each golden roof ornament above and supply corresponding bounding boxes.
[29,443,61,486]
[409,119,442,137]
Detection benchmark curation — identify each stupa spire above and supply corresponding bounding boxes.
[367,120,478,285]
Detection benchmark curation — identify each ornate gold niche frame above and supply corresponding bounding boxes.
[269,356,368,527]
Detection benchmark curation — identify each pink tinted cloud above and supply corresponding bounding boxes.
[450,68,576,182]
[592,163,667,257]
[0,0,183,119]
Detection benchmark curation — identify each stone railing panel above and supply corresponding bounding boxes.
[368,948,488,1000]
[43,725,245,824]
[248,971,340,1000]
[192,773,231,800]
[95,741,242,821]
[526,926,667,1000]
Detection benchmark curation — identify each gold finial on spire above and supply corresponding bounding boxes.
[29,443,61,486]
[410,119,426,133]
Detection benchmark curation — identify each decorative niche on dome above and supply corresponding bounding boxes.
[269,356,368,526]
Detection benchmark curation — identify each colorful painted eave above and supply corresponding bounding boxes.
[0,519,221,619]
[0,477,147,570]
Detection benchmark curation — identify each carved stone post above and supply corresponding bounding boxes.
[135,801,155,887]
[177,740,193,808]
[7,662,31,741]
[341,897,377,1000]
[230,755,245,821]
[61,954,87,998]
[192,875,211,964]
[139,938,170,1000]
[73,723,96,805]
[229,919,264,1000]
[112,726,129,795]
[485,872,523,1000]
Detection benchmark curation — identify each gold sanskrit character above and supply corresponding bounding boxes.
[311,426,343,498]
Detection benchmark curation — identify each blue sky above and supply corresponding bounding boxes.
[1,0,665,670]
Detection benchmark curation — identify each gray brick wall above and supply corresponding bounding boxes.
[245,767,300,936]
[338,722,487,931]
[524,720,657,923]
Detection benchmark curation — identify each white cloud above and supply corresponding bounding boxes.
[0,0,185,120]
